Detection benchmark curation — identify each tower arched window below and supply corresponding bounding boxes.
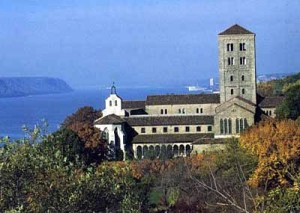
[231,89,234,95]
[109,100,112,106]
[115,100,118,106]
[241,75,245,81]
[242,88,245,94]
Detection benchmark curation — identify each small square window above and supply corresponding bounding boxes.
[208,126,212,132]
[196,126,201,132]
[141,128,145,133]
[163,127,168,133]
[174,127,179,132]
[185,126,190,132]
[152,127,157,133]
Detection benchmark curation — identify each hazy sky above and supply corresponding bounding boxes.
[0,0,299,88]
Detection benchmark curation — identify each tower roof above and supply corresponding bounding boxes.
[219,24,254,35]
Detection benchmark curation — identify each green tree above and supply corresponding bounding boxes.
[276,85,300,120]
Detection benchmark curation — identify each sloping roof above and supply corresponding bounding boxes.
[132,133,214,144]
[258,96,285,108]
[125,115,214,126]
[219,24,254,35]
[146,94,220,105]
[94,114,125,125]
[122,100,145,109]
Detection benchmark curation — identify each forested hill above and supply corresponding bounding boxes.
[257,72,300,96]
[0,77,73,98]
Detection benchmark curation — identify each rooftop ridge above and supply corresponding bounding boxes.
[219,24,254,35]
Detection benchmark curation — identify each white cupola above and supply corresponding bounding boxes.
[102,83,125,117]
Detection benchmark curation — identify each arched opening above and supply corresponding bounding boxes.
[143,146,149,159]
[155,145,160,158]
[186,145,192,156]
[137,146,142,160]
[149,145,155,159]
[173,145,179,157]
[179,145,185,156]
[160,145,167,159]
[167,145,173,159]
[114,128,123,160]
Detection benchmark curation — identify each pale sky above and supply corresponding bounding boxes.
[0,0,299,88]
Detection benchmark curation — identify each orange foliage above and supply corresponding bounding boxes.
[240,119,300,189]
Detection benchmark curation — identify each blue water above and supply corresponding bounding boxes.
[0,87,193,139]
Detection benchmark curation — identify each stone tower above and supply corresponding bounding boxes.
[218,24,257,104]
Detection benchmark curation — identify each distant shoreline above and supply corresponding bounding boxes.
[0,77,73,98]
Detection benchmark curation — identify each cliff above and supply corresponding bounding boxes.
[0,77,73,98]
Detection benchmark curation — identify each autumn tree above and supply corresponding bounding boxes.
[240,119,300,189]
[61,106,108,165]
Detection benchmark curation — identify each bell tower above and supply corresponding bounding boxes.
[218,24,257,104]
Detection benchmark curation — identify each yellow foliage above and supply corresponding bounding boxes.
[240,119,300,189]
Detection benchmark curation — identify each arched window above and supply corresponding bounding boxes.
[228,119,232,134]
[200,108,203,113]
[115,100,118,106]
[196,126,201,132]
[241,75,245,81]
[109,100,112,106]
[178,109,181,114]
[224,119,228,134]
[160,109,164,114]
[236,118,240,134]
[179,145,185,155]
[244,118,249,129]
[231,89,234,95]
[242,88,245,94]
[155,146,160,158]
[230,76,233,81]
[137,146,142,159]
[196,108,199,114]
[220,119,224,134]
[240,118,244,132]
[173,145,179,157]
